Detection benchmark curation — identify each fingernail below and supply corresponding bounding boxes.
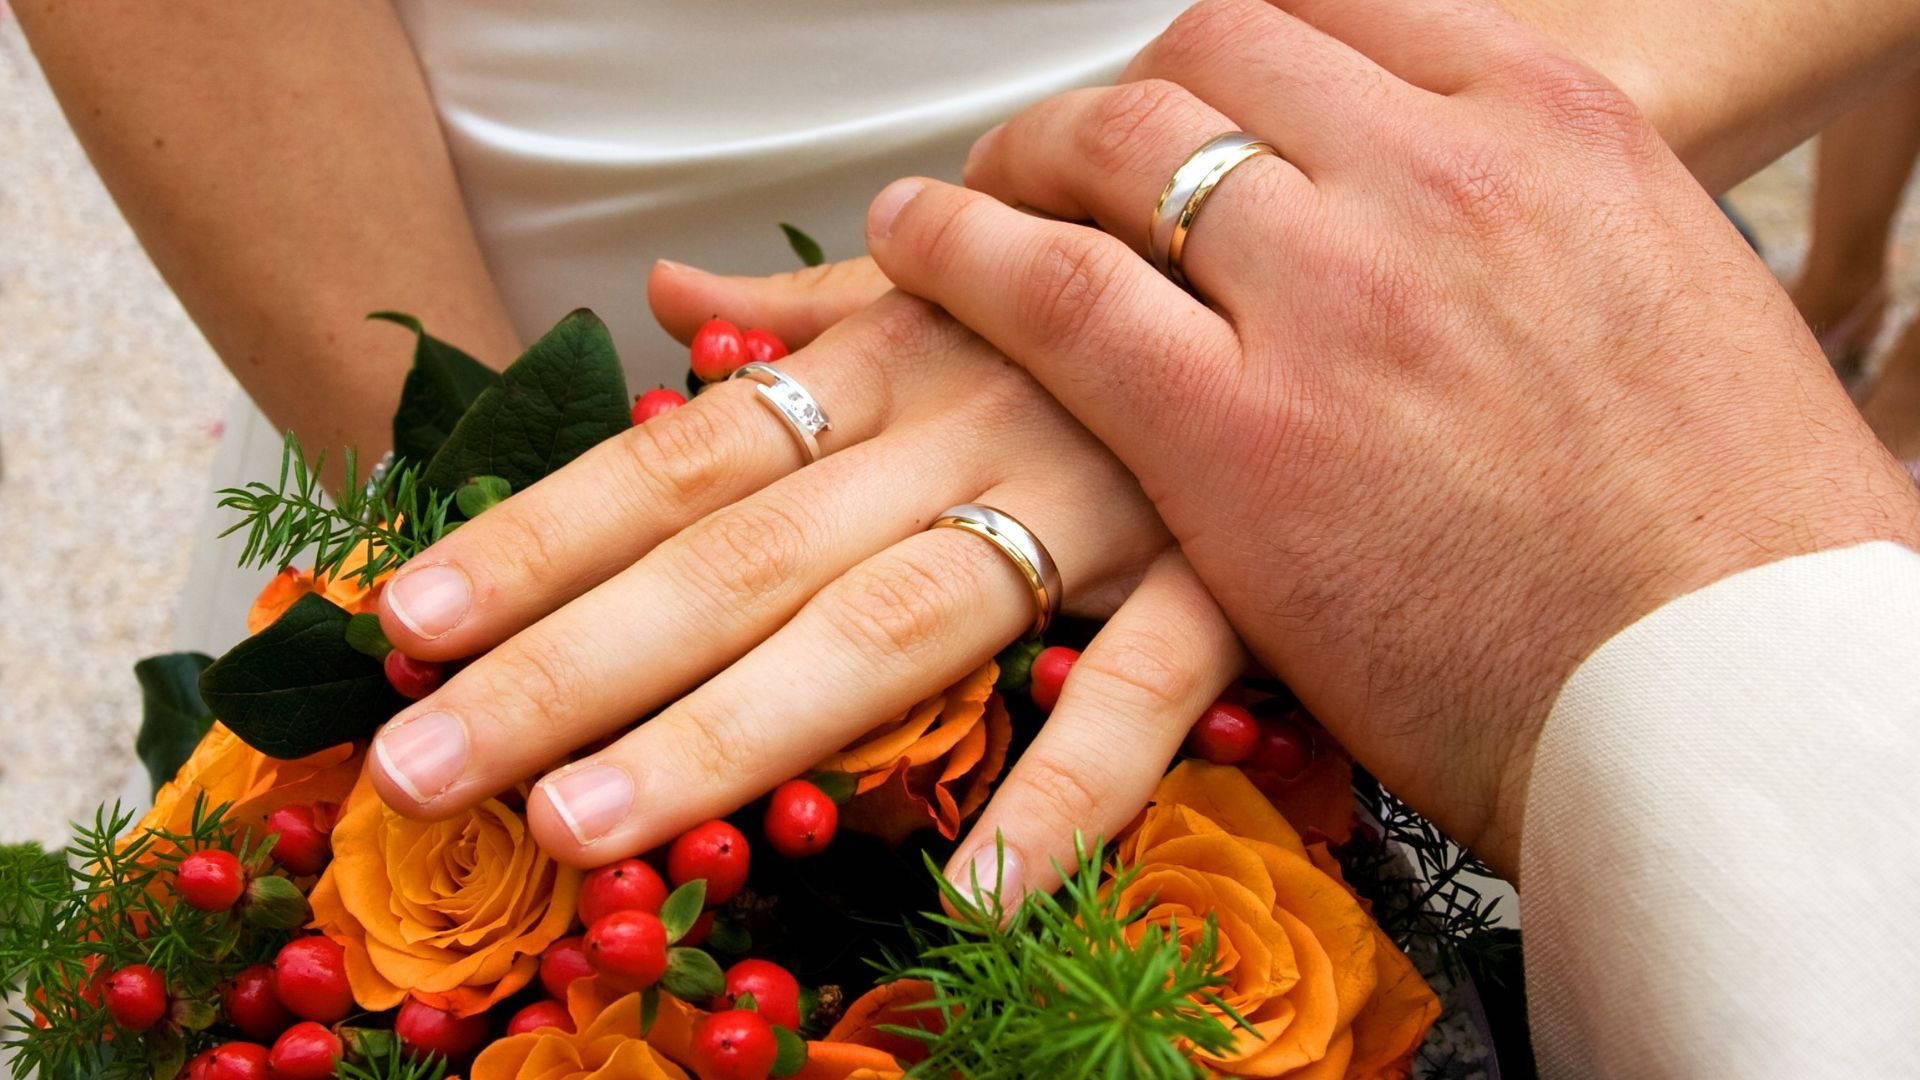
[962,123,1004,181]
[947,844,1023,914]
[387,564,470,639]
[868,179,925,240]
[653,258,706,276]
[542,764,635,845]
[373,711,468,803]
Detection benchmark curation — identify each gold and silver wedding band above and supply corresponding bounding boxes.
[931,503,1063,638]
[1148,131,1279,288]
[730,362,832,463]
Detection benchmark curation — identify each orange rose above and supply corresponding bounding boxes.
[246,542,388,635]
[308,767,581,1016]
[1117,763,1439,1079]
[813,661,1010,845]
[136,722,360,840]
[472,977,907,1080]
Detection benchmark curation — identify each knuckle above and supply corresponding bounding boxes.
[1150,0,1265,75]
[824,540,980,663]
[1414,133,1531,230]
[1513,56,1652,151]
[621,397,748,506]
[1013,753,1111,836]
[1015,232,1132,354]
[903,188,979,281]
[481,632,591,738]
[675,497,814,611]
[457,498,568,600]
[662,701,762,795]
[1072,627,1206,717]
[1081,79,1192,175]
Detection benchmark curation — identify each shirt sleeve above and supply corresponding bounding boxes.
[1520,541,1920,1078]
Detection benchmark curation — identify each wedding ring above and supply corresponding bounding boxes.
[730,362,832,463]
[1149,132,1279,288]
[932,503,1063,638]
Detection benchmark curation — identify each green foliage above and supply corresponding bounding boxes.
[133,653,215,795]
[770,1024,808,1076]
[780,223,825,267]
[0,801,299,1080]
[331,1035,449,1080]
[659,880,707,943]
[198,593,407,759]
[660,946,725,1002]
[884,839,1248,1080]
[454,475,512,518]
[374,311,502,468]
[215,432,456,588]
[419,309,630,496]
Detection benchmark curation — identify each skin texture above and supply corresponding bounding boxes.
[861,0,1920,876]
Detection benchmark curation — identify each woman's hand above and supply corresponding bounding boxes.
[368,274,1244,901]
[859,0,1920,876]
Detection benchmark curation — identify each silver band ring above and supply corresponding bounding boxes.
[1148,131,1279,288]
[931,503,1063,638]
[730,362,832,463]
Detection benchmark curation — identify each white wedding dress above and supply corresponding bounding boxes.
[173,0,1190,658]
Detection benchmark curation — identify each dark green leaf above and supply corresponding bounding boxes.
[659,879,707,943]
[660,946,725,1002]
[994,638,1044,698]
[133,652,216,795]
[376,311,502,468]
[198,594,408,759]
[639,986,661,1036]
[770,1025,808,1077]
[706,915,752,956]
[344,612,393,660]
[454,474,512,518]
[735,990,758,1012]
[804,770,857,806]
[780,223,825,268]
[422,309,630,496]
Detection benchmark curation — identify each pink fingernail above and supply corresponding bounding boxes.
[373,711,468,803]
[387,564,470,639]
[868,179,926,240]
[542,764,635,844]
[947,844,1023,914]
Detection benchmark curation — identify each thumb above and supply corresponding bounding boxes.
[647,256,893,347]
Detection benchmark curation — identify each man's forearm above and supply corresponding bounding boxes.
[1508,0,1920,192]
[16,1,524,478]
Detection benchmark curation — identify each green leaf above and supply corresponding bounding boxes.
[376,311,502,468]
[804,771,857,806]
[454,474,512,518]
[133,652,216,795]
[705,915,752,956]
[770,1025,808,1077]
[659,946,725,1002]
[199,594,408,759]
[994,638,1044,698]
[422,309,630,497]
[344,612,393,660]
[638,986,661,1036]
[659,879,707,943]
[780,223,825,267]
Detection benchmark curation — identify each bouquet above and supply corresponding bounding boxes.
[3,278,1515,1079]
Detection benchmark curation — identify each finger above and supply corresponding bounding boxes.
[961,80,1314,297]
[523,480,1158,865]
[368,422,980,818]
[1117,0,1418,163]
[1269,0,1559,97]
[945,551,1243,906]
[648,256,893,348]
[867,178,1242,472]
[377,291,963,661]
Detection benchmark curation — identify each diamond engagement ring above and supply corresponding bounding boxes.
[730,362,832,463]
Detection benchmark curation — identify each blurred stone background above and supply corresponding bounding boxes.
[3,9,1919,847]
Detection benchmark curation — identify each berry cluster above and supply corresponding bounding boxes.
[629,320,792,427]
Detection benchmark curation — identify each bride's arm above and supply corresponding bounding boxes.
[14,0,523,482]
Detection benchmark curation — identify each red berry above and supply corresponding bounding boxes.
[186,1050,219,1080]
[1245,715,1314,781]
[395,998,491,1060]
[265,806,332,876]
[740,328,788,365]
[583,910,670,989]
[690,1009,780,1080]
[384,650,445,700]
[272,937,352,1023]
[682,910,716,947]
[505,998,575,1036]
[690,318,748,382]
[538,936,594,1000]
[667,820,751,904]
[762,780,837,859]
[632,386,689,425]
[1184,701,1260,765]
[176,848,247,911]
[268,1021,342,1080]
[205,1042,271,1080]
[721,958,802,1030]
[578,858,669,928]
[1028,646,1080,711]
[223,964,295,1041]
[103,963,168,1030]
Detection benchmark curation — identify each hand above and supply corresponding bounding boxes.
[368,265,1245,903]
[860,0,1920,875]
